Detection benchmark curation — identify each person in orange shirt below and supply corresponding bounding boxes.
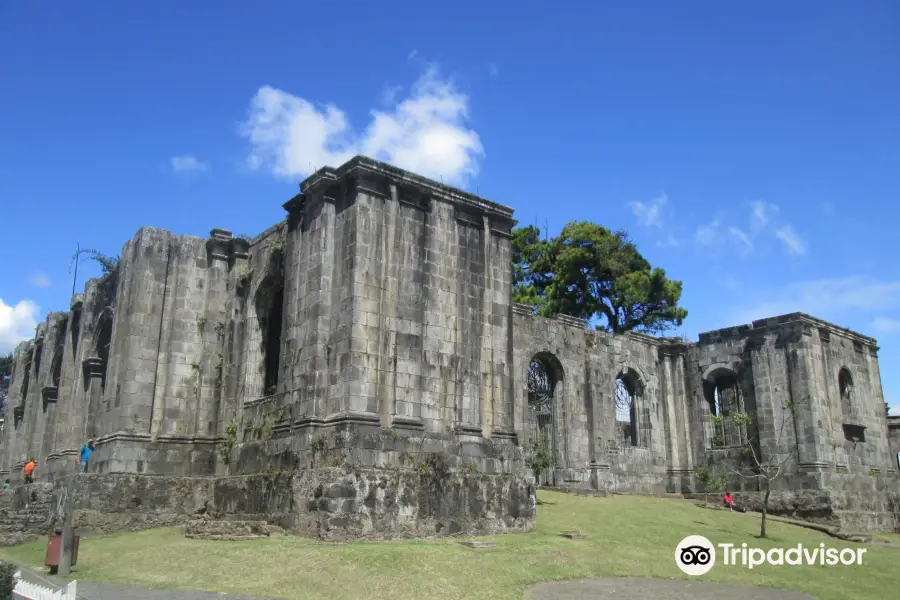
[23,458,36,484]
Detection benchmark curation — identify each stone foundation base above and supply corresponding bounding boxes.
[212,466,536,541]
[0,467,535,545]
[731,488,900,533]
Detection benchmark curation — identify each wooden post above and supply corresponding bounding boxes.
[57,484,74,577]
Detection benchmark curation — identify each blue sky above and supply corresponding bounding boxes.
[1,2,897,414]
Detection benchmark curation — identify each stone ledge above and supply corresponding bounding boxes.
[184,518,285,541]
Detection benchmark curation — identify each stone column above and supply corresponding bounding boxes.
[38,313,69,467]
[748,337,791,470]
[660,350,682,476]
[0,342,29,474]
[377,189,398,427]
[9,341,35,471]
[782,330,824,470]
[205,229,234,437]
[480,216,494,438]
[225,236,250,411]
[23,326,48,466]
[674,354,694,469]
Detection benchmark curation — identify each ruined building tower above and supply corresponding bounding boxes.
[0,155,897,537]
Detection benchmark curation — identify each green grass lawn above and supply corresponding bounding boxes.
[2,491,897,600]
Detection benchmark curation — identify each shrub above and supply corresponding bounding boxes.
[0,560,17,599]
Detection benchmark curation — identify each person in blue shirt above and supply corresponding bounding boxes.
[79,440,94,473]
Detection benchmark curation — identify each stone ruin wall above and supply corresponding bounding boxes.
[0,154,897,537]
[0,156,535,541]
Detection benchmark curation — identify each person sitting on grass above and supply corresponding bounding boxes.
[723,491,746,512]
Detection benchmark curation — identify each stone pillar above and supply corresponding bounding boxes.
[0,342,30,474]
[748,337,791,469]
[815,330,841,469]
[9,341,35,472]
[674,353,694,469]
[206,229,235,437]
[377,188,399,427]
[47,295,87,474]
[23,326,48,467]
[480,215,494,438]
[282,187,337,423]
[660,350,682,477]
[225,236,250,411]
[783,328,825,470]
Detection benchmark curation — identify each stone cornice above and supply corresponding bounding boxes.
[206,228,233,261]
[697,312,879,349]
[41,386,58,403]
[95,431,223,446]
[297,155,517,226]
[82,357,106,378]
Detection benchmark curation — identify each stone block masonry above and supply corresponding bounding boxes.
[0,154,897,538]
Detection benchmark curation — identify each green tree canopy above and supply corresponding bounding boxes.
[511,221,687,335]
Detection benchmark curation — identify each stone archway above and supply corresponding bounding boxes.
[526,352,564,486]
[614,366,644,448]
[701,364,745,448]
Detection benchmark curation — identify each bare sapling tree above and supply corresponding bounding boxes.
[719,400,798,538]
[694,466,728,507]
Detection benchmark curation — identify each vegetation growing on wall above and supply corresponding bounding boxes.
[236,263,253,290]
[525,437,554,483]
[220,421,238,465]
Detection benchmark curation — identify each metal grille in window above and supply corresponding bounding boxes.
[527,359,553,416]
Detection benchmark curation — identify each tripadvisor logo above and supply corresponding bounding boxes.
[675,535,867,575]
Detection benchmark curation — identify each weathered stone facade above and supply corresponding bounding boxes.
[0,155,897,537]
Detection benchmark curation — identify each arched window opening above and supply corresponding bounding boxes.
[704,373,744,448]
[615,372,640,447]
[839,368,853,418]
[95,315,113,392]
[526,354,561,485]
[71,308,82,359]
[262,284,284,395]
[527,357,555,417]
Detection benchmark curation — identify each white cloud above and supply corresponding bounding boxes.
[27,271,51,288]
[170,155,210,173]
[774,225,807,256]
[694,219,753,256]
[873,317,900,334]
[629,194,668,228]
[728,226,753,256]
[695,220,720,247]
[0,298,39,354]
[732,276,900,325]
[695,200,805,258]
[239,66,484,186]
[749,200,778,232]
